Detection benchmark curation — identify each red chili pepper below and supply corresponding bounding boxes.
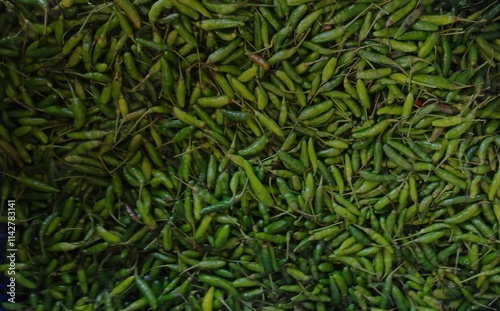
[415,99,424,107]
[125,204,141,223]
[321,25,332,32]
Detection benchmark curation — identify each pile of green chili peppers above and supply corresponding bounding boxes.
[1,0,500,310]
